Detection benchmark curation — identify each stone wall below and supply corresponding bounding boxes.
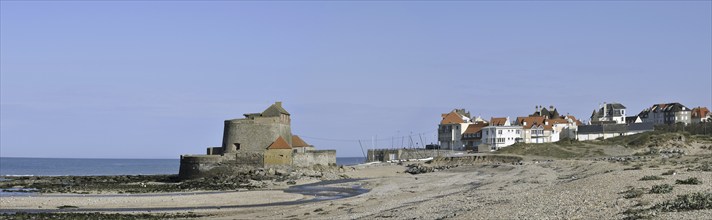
[178,155,226,179]
[233,151,264,167]
[206,147,223,155]
[432,154,523,165]
[366,149,460,162]
[264,149,292,167]
[293,150,336,167]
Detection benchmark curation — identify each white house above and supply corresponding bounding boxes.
[590,103,627,124]
[480,117,522,151]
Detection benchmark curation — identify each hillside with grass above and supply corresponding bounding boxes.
[495,131,712,159]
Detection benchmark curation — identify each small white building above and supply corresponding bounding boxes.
[481,117,522,151]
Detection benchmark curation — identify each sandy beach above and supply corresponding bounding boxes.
[2,152,711,220]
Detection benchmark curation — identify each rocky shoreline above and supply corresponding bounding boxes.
[0,165,349,194]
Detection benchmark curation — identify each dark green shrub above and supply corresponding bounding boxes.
[676,177,702,185]
[649,184,673,194]
[640,175,664,181]
[653,192,712,212]
[622,188,646,199]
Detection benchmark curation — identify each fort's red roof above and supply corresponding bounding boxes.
[292,135,310,148]
[267,136,291,149]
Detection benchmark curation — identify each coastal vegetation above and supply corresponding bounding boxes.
[653,192,712,212]
[676,177,702,185]
[494,141,608,159]
[639,175,664,181]
[649,184,673,194]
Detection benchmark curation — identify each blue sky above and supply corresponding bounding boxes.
[1,1,710,158]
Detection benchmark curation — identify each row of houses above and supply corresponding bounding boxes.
[438,102,711,152]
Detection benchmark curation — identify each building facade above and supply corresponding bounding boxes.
[590,103,627,124]
[179,102,336,179]
[691,107,711,124]
[638,103,692,125]
[461,122,488,150]
[481,117,522,151]
[438,109,481,150]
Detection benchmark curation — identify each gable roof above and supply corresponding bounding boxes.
[692,107,710,118]
[262,102,290,117]
[564,115,582,125]
[609,103,626,109]
[625,116,640,124]
[490,117,508,126]
[463,123,488,134]
[530,106,562,119]
[292,135,310,148]
[267,136,291,150]
[441,112,465,124]
[639,103,690,117]
[517,116,545,127]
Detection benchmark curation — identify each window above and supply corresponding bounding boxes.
[516,130,520,134]
[498,130,502,135]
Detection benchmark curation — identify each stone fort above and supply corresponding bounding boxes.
[178,102,336,179]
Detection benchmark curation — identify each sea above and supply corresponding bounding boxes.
[0,157,366,176]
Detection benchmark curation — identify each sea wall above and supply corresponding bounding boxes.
[432,154,523,165]
[178,155,226,179]
[366,149,460,162]
[293,150,336,167]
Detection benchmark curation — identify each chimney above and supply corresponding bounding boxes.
[275,101,282,107]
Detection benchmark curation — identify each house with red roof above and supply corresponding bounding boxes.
[461,122,489,150]
[691,107,711,123]
[438,109,487,150]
